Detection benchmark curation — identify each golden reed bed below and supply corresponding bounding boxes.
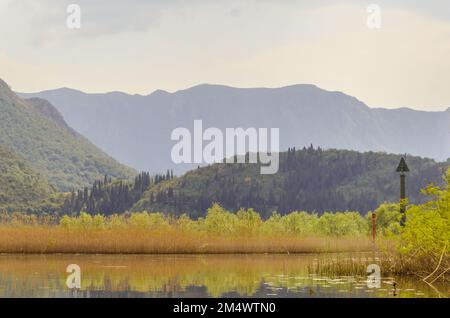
[0,227,374,254]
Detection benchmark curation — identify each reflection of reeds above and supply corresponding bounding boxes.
[308,250,449,284]
[0,227,373,254]
[308,253,381,277]
[307,252,449,298]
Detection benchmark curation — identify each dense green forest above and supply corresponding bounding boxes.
[0,78,135,191]
[132,147,448,218]
[61,171,174,215]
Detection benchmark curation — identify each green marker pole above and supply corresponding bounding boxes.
[396,157,409,226]
[400,172,406,226]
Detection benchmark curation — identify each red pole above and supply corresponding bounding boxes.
[371,212,377,244]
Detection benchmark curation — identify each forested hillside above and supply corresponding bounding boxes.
[132,147,448,217]
[0,78,135,191]
[0,144,54,211]
[61,171,174,215]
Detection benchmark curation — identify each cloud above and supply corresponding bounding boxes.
[4,1,450,43]
[2,0,172,44]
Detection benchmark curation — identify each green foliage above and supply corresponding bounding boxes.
[133,147,445,217]
[204,204,239,234]
[0,79,135,191]
[367,203,402,236]
[236,208,263,234]
[57,203,370,237]
[401,169,450,257]
[281,212,319,235]
[315,212,367,236]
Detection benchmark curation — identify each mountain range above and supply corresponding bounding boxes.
[19,84,450,175]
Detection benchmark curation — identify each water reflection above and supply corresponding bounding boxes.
[0,254,446,298]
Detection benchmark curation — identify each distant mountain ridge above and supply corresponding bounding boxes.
[0,78,136,191]
[19,84,450,174]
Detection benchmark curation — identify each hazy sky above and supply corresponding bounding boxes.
[1,0,449,111]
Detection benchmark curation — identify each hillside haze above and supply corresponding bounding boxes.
[0,78,135,191]
[19,84,450,174]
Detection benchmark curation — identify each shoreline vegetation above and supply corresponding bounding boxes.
[0,207,376,254]
[0,169,448,283]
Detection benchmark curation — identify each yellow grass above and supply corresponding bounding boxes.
[0,226,374,254]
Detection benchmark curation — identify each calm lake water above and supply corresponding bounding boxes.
[0,254,447,298]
